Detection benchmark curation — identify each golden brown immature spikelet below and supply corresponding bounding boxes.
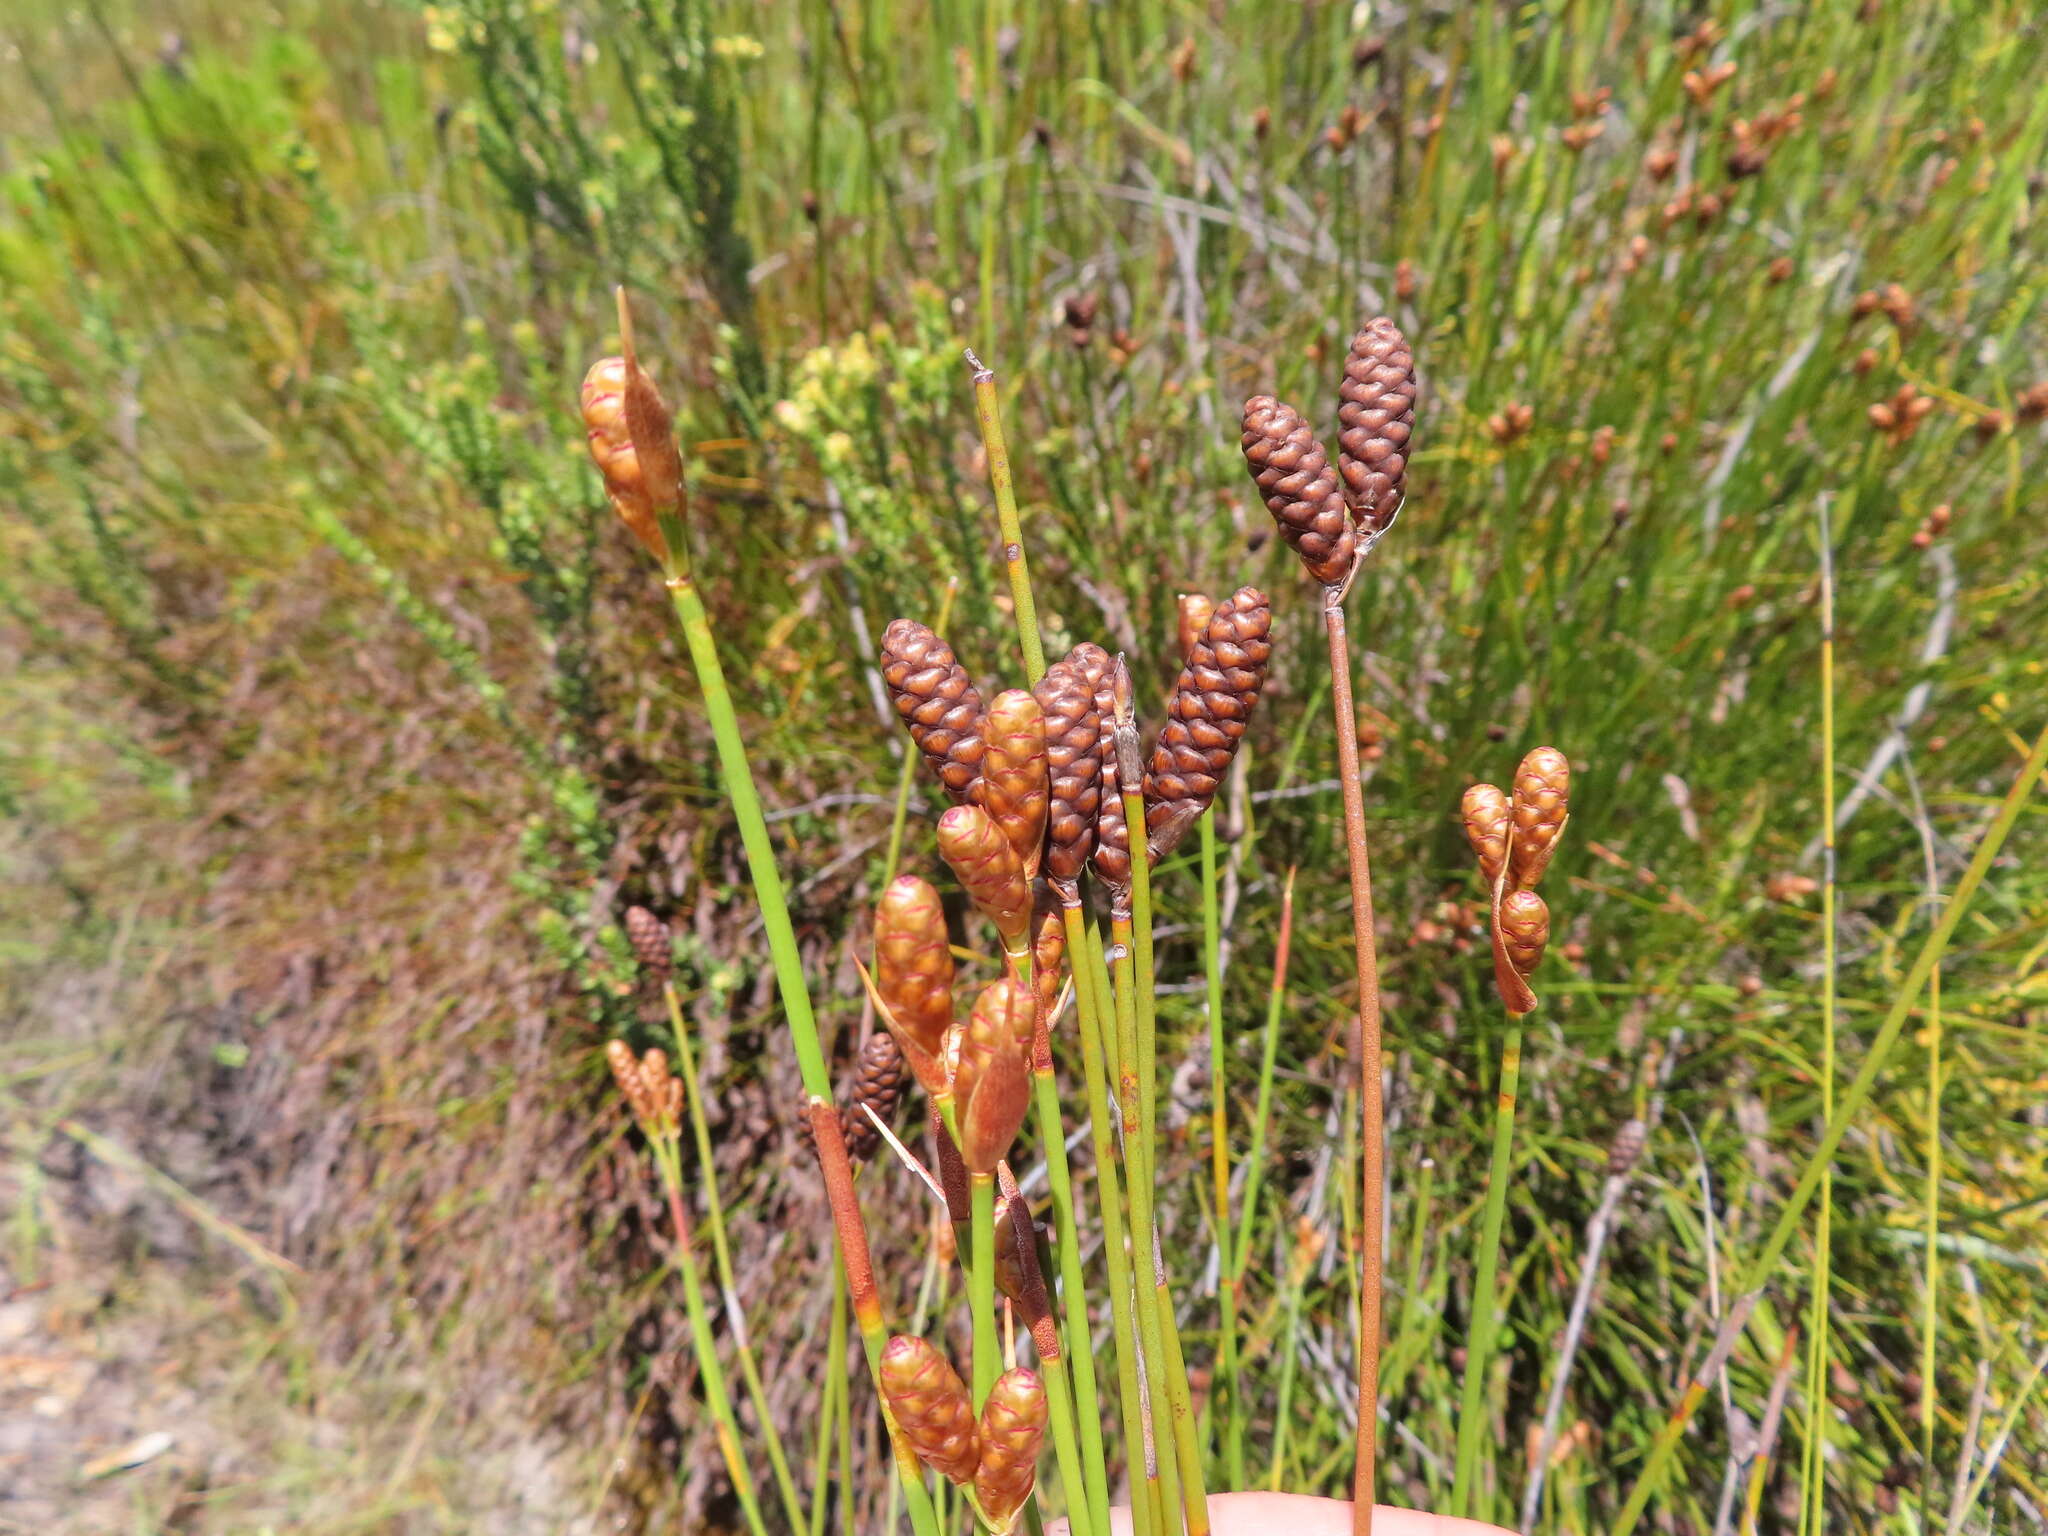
[937,804,1033,952]
[954,978,1035,1172]
[1462,783,1511,888]
[1028,892,1066,1046]
[579,357,669,563]
[881,620,986,804]
[879,1336,980,1484]
[1176,592,1216,660]
[1242,395,1356,586]
[874,876,954,1090]
[1143,586,1273,858]
[605,1039,653,1126]
[978,690,1050,879]
[842,1030,910,1161]
[1338,317,1418,539]
[609,1042,682,1137]
[973,1369,1049,1529]
[623,905,672,975]
[1509,747,1571,891]
[1033,652,1105,886]
[1090,658,1134,892]
[1498,889,1551,978]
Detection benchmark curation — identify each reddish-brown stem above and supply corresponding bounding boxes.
[809,1099,883,1333]
[1325,588,1384,1536]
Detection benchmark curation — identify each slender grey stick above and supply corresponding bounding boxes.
[1946,1361,1992,1536]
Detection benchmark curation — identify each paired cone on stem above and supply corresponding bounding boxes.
[606,1039,682,1139]
[1463,746,1571,1013]
[978,689,1050,879]
[1143,584,1272,860]
[578,292,684,565]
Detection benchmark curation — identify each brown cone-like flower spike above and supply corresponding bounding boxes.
[954,978,1035,1172]
[1034,652,1105,885]
[1144,586,1272,859]
[1338,316,1418,538]
[1462,783,1511,888]
[1509,746,1571,891]
[842,1030,909,1161]
[881,620,986,804]
[974,1368,1049,1528]
[1242,395,1357,586]
[875,876,954,1089]
[615,291,683,516]
[979,690,1050,879]
[1499,889,1550,978]
[938,805,1033,952]
[1176,592,1216,660]
[605,1038,651,1126]
[1080,649,1131,891]
[623,905,672,975]
[579,357,668,563]
[880,1336,980,1484]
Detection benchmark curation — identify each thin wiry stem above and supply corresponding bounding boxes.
[663,986,805,1531]
[1323,579,1387,1536]
[1452,1021,1524,1520]
[1800,495,1839,1536]
[1201,809,1239,1475]
[1609,717,2048,1536]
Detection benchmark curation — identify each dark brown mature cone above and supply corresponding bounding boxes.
[1509,746,1571,891]
[1338,316,1418,537]
[842,1029,909,1161]
[1242,395,1357,586]
[879,1335,980,1484]
[623,905,672,975]
[881,619,986,803]
[1143,586,1272,858]
[973,1368,1049,1527]
[1034,652,1106,885]
[1090,659,1132,891]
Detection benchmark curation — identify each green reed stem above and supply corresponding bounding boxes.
[662,565,830,1100]
[1801,502,1838,1536]
[650,1138,769,1536]
[663,986,805,1532]
[1032,1330,1095,1536]
[1113,912,1181,1527]
[1451,1020,1524,1520]
[1200,809,1239,1477]
[1610,714,2048,1536]
[1072,906,1153,1536]
[811,1266,847,1536]
[1032,1060,1113,1536]
[1228,870,1295,1489]
[967,355,1045,684]
[1121,783,1209,1534]
[1919,959,1942,1529]
[970,1170,999,1405]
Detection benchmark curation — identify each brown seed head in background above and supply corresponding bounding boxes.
[1608,1117,1648,1177]
[954,978,1035,1173]
[1242,395,1357,586]
[936,805,1033,951]
[974,1367,1049,1527]
[623,905,672,975]
[1034,649,1106,885]
[881,620,986,804]
[1144,586,1272,859]
[874,875,955,1085]
[842,1029,910,1161]
[1462,782,1511,888]
[1338,316,1418,539]
[879,1335,981,1484]
[1510,746,1571,890]
[977,689,1050,879]
[1499,888,1551,979]
[1176,592,1216,660]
